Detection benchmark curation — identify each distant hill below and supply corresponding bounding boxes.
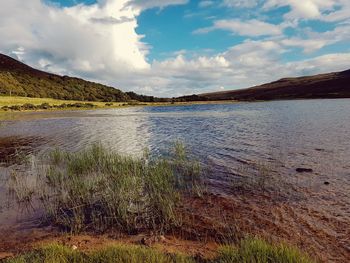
[3,53,349,103]
[0,53,130,102]
[179,69,350,101]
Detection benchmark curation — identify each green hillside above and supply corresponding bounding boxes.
[0,53,129,102]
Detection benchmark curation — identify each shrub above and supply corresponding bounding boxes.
[21,103,36,110]
[9,105,21,111]
[38,103,51,109]
[57,103,68,108]
[84,103,95,108]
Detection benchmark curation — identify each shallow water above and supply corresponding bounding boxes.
[1,100,349,183]
[0,99,350,255]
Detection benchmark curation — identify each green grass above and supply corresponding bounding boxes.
[216,238,314,263]
[3,243,194,263]
[0,96,124,109]
[0,96,239,113]
[3,238,314,263]
[9,143,202,234]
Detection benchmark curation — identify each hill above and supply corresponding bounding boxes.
[180,69,350,101]
[0,53,130,102]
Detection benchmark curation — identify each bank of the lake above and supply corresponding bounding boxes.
[0,96,240,114]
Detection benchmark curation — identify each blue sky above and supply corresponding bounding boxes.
[1,0,350,96]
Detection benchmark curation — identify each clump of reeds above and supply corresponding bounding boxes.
[9,142,202,234]
[230,160,290,196]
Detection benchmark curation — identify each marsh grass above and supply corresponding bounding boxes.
[216,237,315,263]
[3,243,194,263]
[9,142,203,234]
[230,160,289,196]
[3,238,314,263]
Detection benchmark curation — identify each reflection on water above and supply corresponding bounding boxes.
[0,99,350,228]
[1,100,350,185]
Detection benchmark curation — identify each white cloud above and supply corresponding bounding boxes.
[127,39,350,96]
[0,0,149,79]
[322,1,350,22]
[126,0,189,10]
[222,0,259,8]
[263,0,349,21]
[285,53,350,76]
[199,1,214,8]
[194,19,283,37]
[280,23,350,53]
[0,0,349,98]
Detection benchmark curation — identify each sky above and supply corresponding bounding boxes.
[0,0,349,97]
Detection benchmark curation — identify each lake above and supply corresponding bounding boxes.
[0,99,350,240]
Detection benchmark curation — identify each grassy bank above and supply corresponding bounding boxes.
[0,96,238,112]
[3,238,314,263]
[0,96,126,111]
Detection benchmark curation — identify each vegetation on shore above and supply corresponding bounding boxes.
[6,144,315,262]
[0,96,238,113]
[3,238,314,263]
[9,143,202,233]
[0,96,155,112]
[0,96,116,111]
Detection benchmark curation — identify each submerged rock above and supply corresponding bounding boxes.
[296,168,313,173]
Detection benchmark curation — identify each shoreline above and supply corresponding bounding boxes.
[2,96,349,115]
[0,96,239,115]
[0,192,319,262]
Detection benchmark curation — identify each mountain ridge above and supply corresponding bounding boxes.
[195,69,350,101]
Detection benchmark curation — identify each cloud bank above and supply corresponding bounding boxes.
[0,0,349,97]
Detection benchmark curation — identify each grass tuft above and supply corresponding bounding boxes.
[9,143,202,234]
[216,237,314,263]
[3,239,314,263]
[3,243,194,263]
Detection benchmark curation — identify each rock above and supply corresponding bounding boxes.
[296,168,313,173]
[159,235,166,242]
[140,237,147,246]
[71,245,78,250]
[140,235,166,246]
[140,237,153,246]
[324,181,330,185]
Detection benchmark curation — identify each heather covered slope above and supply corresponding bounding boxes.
[0,53,129,102]
[198,69,350,101]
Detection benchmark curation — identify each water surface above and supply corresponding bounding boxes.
[0,99,350,227]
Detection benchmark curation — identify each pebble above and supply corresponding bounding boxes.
[296,168,313,173]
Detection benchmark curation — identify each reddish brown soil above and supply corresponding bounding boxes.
[1,190,349,262]
[178,191,350,263]
[0,226,218,260]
